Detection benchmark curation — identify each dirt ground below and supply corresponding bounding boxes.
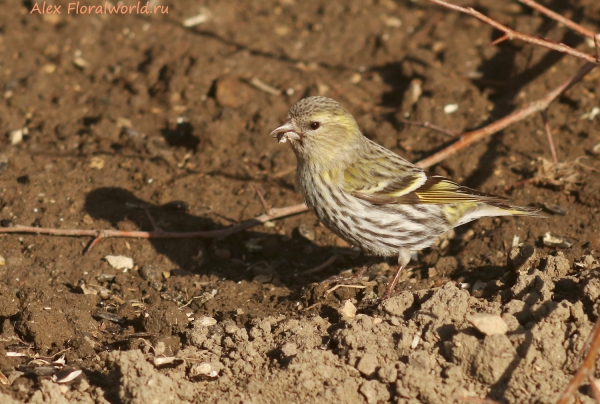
[1,0,600,402]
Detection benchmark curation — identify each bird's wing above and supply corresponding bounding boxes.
[342,155,428,203]
[347,167,508,206]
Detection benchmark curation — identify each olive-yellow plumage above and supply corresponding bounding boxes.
[270,96,540,296]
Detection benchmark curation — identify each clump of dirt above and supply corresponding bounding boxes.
[1,0,600,402]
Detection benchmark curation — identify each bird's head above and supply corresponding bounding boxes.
[270,96,365,166]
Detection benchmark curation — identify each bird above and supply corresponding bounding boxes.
[270,96,541,297]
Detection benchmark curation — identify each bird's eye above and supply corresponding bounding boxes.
[310,121,320,130]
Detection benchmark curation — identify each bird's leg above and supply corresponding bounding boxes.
[383,264,404,298]
[383,250,411,298]
[352,257,377,280]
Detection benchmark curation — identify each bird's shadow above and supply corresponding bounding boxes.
[84,187,353,288]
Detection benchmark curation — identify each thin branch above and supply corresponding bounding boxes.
[557,317,600,404]
[491,34,510,46]
[415,61,596,169]
[249,77,281,96]
[429,0,599,64]
[325,284,367,295]
[516,0,599,40]
[84,232,105,254]
[541,110,558,163]
[589,374,600,403]
[252,184,272,215]
[0,203,309,241]
[143,208,161,231]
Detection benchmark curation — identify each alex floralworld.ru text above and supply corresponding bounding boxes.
[30,1,169,15]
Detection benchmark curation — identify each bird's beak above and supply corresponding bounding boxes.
[269,120,302,144]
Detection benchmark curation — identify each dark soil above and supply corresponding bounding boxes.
[1,0,600,403]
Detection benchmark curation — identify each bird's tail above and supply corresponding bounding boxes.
[487,202,545,217]
[452,202,544,228]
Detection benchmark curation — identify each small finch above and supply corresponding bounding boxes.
[270,96,540,296]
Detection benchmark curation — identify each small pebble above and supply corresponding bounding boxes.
[466,313,508,336]
[104,255,134,270]
[182,11,210,27]
[471,280,487,298]
[139,265,160,280]
[88,157,105,170]
[42,63,57,74]
[189,363,219,378]
[350,73,362,84]
[443,104,459,114]
[73,57,88,69]
[339,300,357,319]
[274,25,289,36]
[382,15,402,28]
[196,316,217,327]
[9,128,28,145]
[408,79,423,105]
[542,203,566,215]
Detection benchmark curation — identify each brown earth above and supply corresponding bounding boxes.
[1,0,600,403]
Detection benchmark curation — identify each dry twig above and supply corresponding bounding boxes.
[589,375,600,403]
[541,110,558,163]
[249,77,281,96]
[252,184,272,214]
[557,318,600,404]
[0,203,308,251]
[516,0,599,41]
[325,284,368,295]
[429,0,599,63]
